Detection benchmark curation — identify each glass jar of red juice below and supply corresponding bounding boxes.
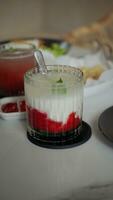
[0,49,36,97]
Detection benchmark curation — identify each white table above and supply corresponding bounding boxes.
[0,82,113,200]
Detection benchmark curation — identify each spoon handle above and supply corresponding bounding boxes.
[34,50,47,74]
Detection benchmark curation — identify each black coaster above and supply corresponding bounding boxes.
[98,106,113,142]
[27,121,92,149]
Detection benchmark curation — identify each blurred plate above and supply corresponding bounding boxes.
[98,106,113,143]
[0,37,70,56]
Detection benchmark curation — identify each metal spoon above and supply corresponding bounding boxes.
[34,50,47,74]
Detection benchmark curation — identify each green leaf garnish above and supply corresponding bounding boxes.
[52,77,67,94]
[56,78,63,83]
[42,43,67,57]
[8,47,17,52]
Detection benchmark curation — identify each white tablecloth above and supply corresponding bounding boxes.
[0,82,113,200]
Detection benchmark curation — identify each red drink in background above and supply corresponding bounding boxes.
[0,49,36,97]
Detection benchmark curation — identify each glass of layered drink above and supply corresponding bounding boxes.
[24,65,84,147]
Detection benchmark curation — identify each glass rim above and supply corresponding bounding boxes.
[0,49,34,60]
[24,64,83,79]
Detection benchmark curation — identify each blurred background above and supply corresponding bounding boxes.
[0,0,113,41]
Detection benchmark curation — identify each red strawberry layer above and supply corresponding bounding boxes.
[27,106,81,134]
